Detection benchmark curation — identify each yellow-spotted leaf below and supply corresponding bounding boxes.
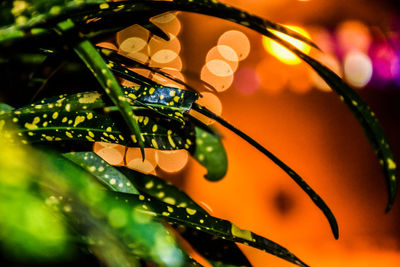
[193,104,339,239]
[108,191,309,267]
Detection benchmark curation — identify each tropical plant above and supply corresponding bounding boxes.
[0,0,397,266]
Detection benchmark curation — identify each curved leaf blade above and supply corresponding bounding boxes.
[0,110,196,151]
[264,30,398,211]
[64,151,139,194]
[55,19,146,158]
[193,104,339,239]
[109,191,309,267]
[117,167,250,266]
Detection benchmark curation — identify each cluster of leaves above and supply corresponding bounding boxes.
[0,0,397,266]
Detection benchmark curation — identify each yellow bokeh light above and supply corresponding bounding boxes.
[262,25,311,65]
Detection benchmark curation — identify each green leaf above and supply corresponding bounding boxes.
[118,167,206,211]
[63,151,139,194]
[0,136,189,266]
[0,109,196,151]
[264,30,398,211]
[104,57,159,87]
[189,117,228,181]
[117,167,250,266]
[55,19,146,158]
[0,102,14,114]
[192,104,339,239]
[109,191,309,267]
[98,47,200,93]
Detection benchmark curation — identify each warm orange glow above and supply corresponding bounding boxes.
[233,67,260,94]
[309,53,342,92]
[206,59,234,77]
[336,20,371,53]
[94,142,125,165]
[218,30,250,61]
[149,33,181,56]
[256,57,288,94]
[200,64,234,92]
[151,49,179,64]
[119,37,147,54]
[206,45,239,73]
[262,25,311,65]
[150,12,182,37]
[149,55,183,71]
[116,24,149,47]
[288,63,312,94]
[189,92,222,125]
[125,148,157,174]
[96,42,118,51]
[156,150,189,173]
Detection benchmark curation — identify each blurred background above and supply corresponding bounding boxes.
[95,0,400,266]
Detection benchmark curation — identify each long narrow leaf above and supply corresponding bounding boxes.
[264,29,398,211]
[192,103,339,239]
[0,109,196,151]
[64,151,139,194]
[55,19,146,158]
[118,167,251,266]
[109,191,309,267]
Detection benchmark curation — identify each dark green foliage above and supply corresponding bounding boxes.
[0,0,397,266]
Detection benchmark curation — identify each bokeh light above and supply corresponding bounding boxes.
[200,64,234,92]
[156,150,189,173]
[218,30,251,61]
[233,67,261,95]
[262,25,311,65]
[94,142,125,165]
[206,45,239,73]
[336,20,372,54]
[206,59,234,77]
[125,148,157,174]
[119,37,148,54]
[344,51,373,88]
[370,43,397,83]
[150,12,182,38]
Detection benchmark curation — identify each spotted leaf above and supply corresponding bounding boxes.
[55,19,146,157]
[0,109,196,151]
[264,30,398,211]
[117,167,251,266]
[105,57,159,87]
[33,146,190,266]
[64,151,139,194]
[193,103,339,239]
[190,120,228,182]
[109,191,308,267]
[98,48,199,93]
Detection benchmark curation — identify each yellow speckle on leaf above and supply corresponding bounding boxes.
[73,116,85,127]
[24,117,40,130]
[65,132,73,138]
[145,181,154,189]
[186,208,197,215]
[231,224,252,241]
[387,158,396,170]
[100,3,109,9]
[151,139,159,149]
[164,197,176,205]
